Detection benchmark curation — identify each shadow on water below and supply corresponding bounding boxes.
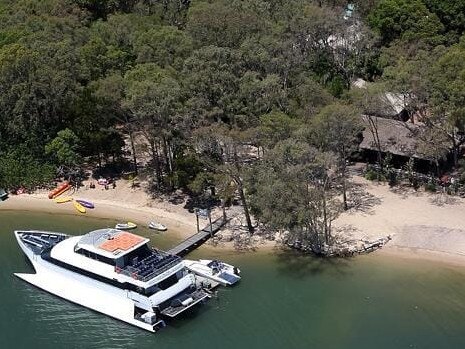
[274,250,353,278]
[164,303,212,330]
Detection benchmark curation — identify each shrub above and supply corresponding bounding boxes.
[424,182,437,192]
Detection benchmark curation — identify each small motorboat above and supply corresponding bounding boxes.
[115,222,137,230]
[55,196,72,204]
[75,199,95,209]
[73,200,86,214]
[184,259,241,286]
[148,221,167,231]
[0,188,8,201]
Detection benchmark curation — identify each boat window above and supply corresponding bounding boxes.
[142,272,180,296]
[157,273,179,290]
[144,284,162,296]
[75,248,115,266]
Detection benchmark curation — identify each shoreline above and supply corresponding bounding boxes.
[3,178,465,268]
[0,193,196,240]
[378,245,465,268]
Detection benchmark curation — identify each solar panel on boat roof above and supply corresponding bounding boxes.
[99,232,144,252]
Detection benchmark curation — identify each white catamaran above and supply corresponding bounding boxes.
[14,228,209,332]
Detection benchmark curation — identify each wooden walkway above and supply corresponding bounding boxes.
[167,217,226,257]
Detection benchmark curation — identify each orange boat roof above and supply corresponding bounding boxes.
[99,232,144,252]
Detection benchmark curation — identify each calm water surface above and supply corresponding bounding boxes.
[1,209,465,348]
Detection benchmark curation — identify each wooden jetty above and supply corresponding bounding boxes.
[167,216,226,257]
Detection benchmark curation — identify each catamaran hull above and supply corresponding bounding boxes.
[14,233,163,332]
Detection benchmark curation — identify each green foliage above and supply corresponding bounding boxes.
[45,128,81,167]
[368,0,444,45]
[0,147,55,190]
[134,26,193,69]
[424,182,437,192]
[428,37,465,124]
[258,111,299,150]
[186,0,264,48]
[423,0,465,42]
[0,0,463,209]
[365,169,378,181]
[172,154,204,189]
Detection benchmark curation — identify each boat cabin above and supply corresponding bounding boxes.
[73,229,183,283]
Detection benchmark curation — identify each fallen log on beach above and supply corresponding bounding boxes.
[286,235,392,257]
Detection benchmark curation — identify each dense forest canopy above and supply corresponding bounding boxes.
[0,0,464,249]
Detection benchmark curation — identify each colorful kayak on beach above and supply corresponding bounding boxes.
[54,196,72,204]
[76,199,95,209]
[73,200,86,214]
[48,182,71,199]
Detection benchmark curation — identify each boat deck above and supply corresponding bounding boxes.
[161,289,210,318]
[195,275,221,291]
[19,231,68,254]
[118,250,181,282]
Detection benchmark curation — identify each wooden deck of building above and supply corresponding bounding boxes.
[167,217,226,257]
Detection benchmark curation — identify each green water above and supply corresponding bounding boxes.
[2,210,465,348]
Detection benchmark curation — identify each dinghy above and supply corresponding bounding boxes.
[184,259,241,286]
[115,222,137,230]
[148,221,167,231]
[73,200,86,214]
[76,199,95,209]
[55,196,72,204]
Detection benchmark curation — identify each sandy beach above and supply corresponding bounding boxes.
[0,179,199,239]
[3,176,465,265]
[334,176,465,265]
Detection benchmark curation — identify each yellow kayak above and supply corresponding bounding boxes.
[55,196,72,204]
[73,200,86,213]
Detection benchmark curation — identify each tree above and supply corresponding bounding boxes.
[124,63,182,188]
[423,0,465,42]
[368,0,444,46]
[45,128,81,167]
[192,125,256,234]
[310,103,363,210]
[72,0,138,19]
[186,0,264,48]
[91,74,139,174]
[257,111,300,151]
[247,139,340,252]
[425,37,465,167]
[134,26,193,69]
[0,146,55,190]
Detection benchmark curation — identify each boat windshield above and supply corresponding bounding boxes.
[219,272,240,284]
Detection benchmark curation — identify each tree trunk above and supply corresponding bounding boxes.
[149,140,162,188]
[341,148,348,211]
[221,198,227,221]
[342,177,348,211]
[237,180,254,234]
[232,146,254,234]
[367,116,383,179]
[128,127,138,175]
[322,187,329,245]
[452,132,458,168]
